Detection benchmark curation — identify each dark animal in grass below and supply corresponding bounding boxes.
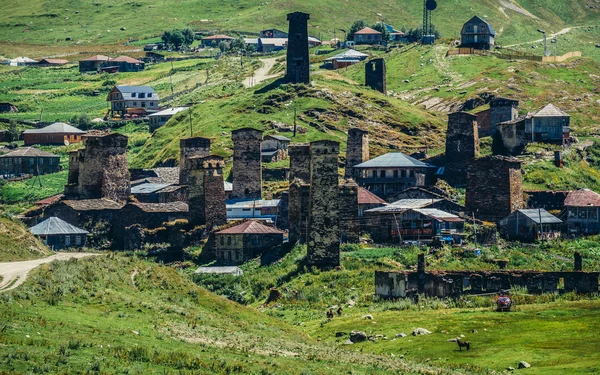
[326,308,334,321]
[456,339,470,351]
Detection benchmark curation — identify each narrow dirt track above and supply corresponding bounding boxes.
[243,57,281,87]
[0,253,100,292]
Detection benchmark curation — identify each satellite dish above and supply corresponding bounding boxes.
[426,0,437,11]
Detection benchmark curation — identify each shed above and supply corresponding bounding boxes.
[29,217,89,250]
[499,209,562,241]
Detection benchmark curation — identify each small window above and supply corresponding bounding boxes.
[380,170,386,178]
[148,93,152,97]
[252,236,259,245]
[65,236,71,247]
[75,236,81,245]
[39,158,44,165]
[220,237,224,245]
[393,170,398,178]
[131,92,136,98]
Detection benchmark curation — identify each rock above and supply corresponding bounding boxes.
[343,339,354,345]
[120,27,126,31]
[396,333,407,338]
[447,338,458,342]
[347,300,356,307]
[519,361,531,369]
[375,334,384,339]
[412,328,432,336]
[472,329,478,333]
[361,314,373,320]
[507,367,515,371]
[399,354,404,358]
[349,330,368,343]
[335,332,345,337]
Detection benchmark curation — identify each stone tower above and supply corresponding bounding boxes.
[489,97,519,136]
[365,58,386,94]
[289,143,311,182]
[179,137,211,185]
[465,155,523,222]
[286,12,310,84]
[187,155,227,228]
[288,143,311,245]
[64,149,82,198]
[445,112,479,186]
[72,133,130,202]
[345,128,369,179]
[339,179,360,244]
[307,140,340,268]
[231,128,263,199]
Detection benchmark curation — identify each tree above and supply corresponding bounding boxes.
[170,29,185,48]
[348,20,368,41]
[371,22,390,42]
[70,113,92,130]
[218,41,229,53]
[6,120,20,142]
[161,30,172,46]
[182,28,195,46]
[246,44,256,53]
[231,36,246,51]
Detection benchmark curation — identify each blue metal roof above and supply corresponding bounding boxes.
[353,152,435,169]
[30,217,89,236]
[131,183,172,194]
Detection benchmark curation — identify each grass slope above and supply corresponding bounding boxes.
[0,217,50,261]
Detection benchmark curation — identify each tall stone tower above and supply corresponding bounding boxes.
[489,97,519,136]
[445,112,479,186]
[307,140,340,268]
[365,58,386,94]
[288,143,311,245]
[286,12,310,84]
[179,137,211,185]
[465,155,523,222]
[72,133,130,202]
[345,128,369,179]
[231,128,263,199]
[339,179,360,244]
[64,149,82,198]
[289,143,311,182]
[187,155,227,228]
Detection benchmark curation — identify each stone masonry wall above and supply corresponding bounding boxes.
[187,155,227,228]
[445,112,479,186]
[339,179,360,243]
[489,98,519,135]
[345,128,369,180]
[288,179,310,244]
[232,128,263,199]
[179,137,211,185]
[289,143,311,182]
[307,140,340,268]
[365,58,386,94]
[286,12,310,84]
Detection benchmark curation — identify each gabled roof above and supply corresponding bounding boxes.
[366,199,442,213]
[148,107,188,117]
[23,122,86,135]
[0,147,58,158]
[224,181,233,192]
[511,209,562,224]
[353,152,434,169]
[130,183,173,194]
[202,34,234,40]
[326,49,369,61]
[115,85,156,94]
[259,38,288,47]
[39,58,69,64]
[112,56,143,63]
[565,189,600,207]
[61,199,124,211]
[355,27,382,35]
[533,103,570,118]
[265,134,291,141]
[410,208,464,222]
[129,201,188,213]
[217,220,284,234]
[358,187,388,205]
[80,55,110,62]
[462,16,495,36]
[195,266,243,276]
[226,199,280,209]
[30,217,89,236]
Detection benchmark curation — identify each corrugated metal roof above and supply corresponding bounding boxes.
[115,85,156,94]
[148,107,188,117]
[80,55,110,62]
[0,147,59,158]
[515,209,562,224]
[564,188,600,207]
[23,122,86,134]
[533,103,569,118]
[265,134,291,141]
[326,49,369,61]
[131,183,173,194]
[353,152,434,169]
[202,34,234,40]
[111,56,143,63]
[226,199,280,209]
[411,208,463,222]
[30,217,89,236]
[217,220,284,234]
[194,266,243,276]
[366,199,441,213]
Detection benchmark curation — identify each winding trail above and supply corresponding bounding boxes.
[243,57,281,87]
[504,26,589,48]
[0,253,100,292]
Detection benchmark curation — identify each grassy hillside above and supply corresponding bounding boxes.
[1,0,599,57]
[0,254,469,374]
[0,217,50,261]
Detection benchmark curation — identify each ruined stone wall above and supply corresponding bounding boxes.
[445,112,479,186]
[187,155,227,228]
[277,191,289,230]
[285,12,310,84]
[65,150,82,198]
[339,179,360,243]
[465,156,523,222]
[288,179,310,244]
[232,128,263,199]
[307,140,340,268]
[489,98,519,135]
[289,143,311,182]
[345,128,369,180]
[365,58,386,94]
[179,137,211,185]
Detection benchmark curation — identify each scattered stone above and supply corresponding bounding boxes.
[412,328,432,336]
[472,329,478,333]
[399,354,404,359]
[349,330,368,343]
[375,334,384,339]
[396,333,407,338]
[362,314,373,320]
[460,334,465,338]
[343,339,354,345]
[519,361,531,369]
[120,27,126,31]
[507,367,515,371]
[347,300,356,307]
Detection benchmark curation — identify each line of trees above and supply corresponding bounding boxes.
[161,28,196,48]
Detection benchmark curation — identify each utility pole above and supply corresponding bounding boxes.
[293,103,297,137]
[169,59,175,98]
[472,212,478,249]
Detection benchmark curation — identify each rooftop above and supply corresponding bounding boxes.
[115,85,156,94]
[129,201,188,213]
[0,147,58,158]
[326,49,369,61]
[565,189,600,207]
[130,183,174,195]
[358,187,388,205]
[62,199,124,211]
[148,107,189,117]
[202,34,234,40]
[533,103,570,118]
[194,266,243,276]
[226,199,280,209]
[30,217,89,236]
[353,152,434,169]
[111,56,143,63]
[512,209,562,224]
[366,199,442,213]
[80,55,110,62]
[355,27,382,35]
[411,208,464,222]
[39,58,69,64]
[217,220,284,235]
[265,134,291,141]
[23,122,86,135]
[463,16,496,36]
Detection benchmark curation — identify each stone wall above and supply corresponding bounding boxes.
[365,58,386,94]
[232,128,263,199]
[187,155,227,228]
[445,112,479,186]
[497,120,527,154]
[179,137,211,185]
[339,179,360,243]
[465,156,523,222]
[489,98,519,135]
[345,128,369,180]
[285,12,310,84]
[307,140,340,268]
[289,143,311,182]
[288,179,310,244]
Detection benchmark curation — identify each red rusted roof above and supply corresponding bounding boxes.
[39,58,69,64]
[355,27,382,35]
[564,189,600,207]
[217,220,284,235]
[358,187,387,205]
[35,194,63,206]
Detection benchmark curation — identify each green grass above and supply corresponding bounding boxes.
[0,216,50,261]
[0,171,67,214]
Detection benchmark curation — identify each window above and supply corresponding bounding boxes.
[131,92,136,98]
[372,170,377,178]
[380,170,386,178]
[220,236,224,245]
[65,236,71,247]
[393,170,398,178]
[75,236,81,245]
[148,93,152,97]
[227,237,232,246]
[39,158,43,165]
[133,102,137,106]
[141,102,146,107]
[29,159,34,166]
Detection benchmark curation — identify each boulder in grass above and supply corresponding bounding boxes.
[349,330,368,343]
[412,328,432,336]
[518,361,531,369]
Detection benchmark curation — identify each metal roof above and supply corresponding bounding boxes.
[115,85,156,94]
[226,199,280,209]
[23,122,86,134]
[0,147,59,158]
[564,188,600,207]
[533,103,570,118]
[30,217,89,236]
[463,16,496,36]
[411,208,464,222]
[265,134,291,141]
[223,181,233,192]
[217,220,284,234]
[195,266,243,276]
[262,150,279,156]
[353,152,434,169]
[148,107,189,117]
[130,183,173,194]
[326,49,369,61]
[512,209,562,224]
[366,199,442,213]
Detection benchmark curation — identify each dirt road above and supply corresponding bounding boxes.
[503,26,589,48]
[0,253,100,292]
[243,57,281,87]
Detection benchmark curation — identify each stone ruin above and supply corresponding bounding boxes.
[339,179,360,244]
[64,133,130,202]
[365,58,386,94]
[465,155,523,222]
[445,112,479,186]
[306,140,340,268]
[231,128,263,199]
[179,137,211,185]
[375,253,599,299]
[285,12,310,84]
[187,155,227,229]
[345,127,369,180]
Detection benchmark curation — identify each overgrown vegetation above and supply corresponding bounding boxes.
[0,216,50,261]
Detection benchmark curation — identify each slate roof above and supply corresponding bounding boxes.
[0,147,58,158]
[130,183,173,194]
[39,58,69,64]
[62,199,124,211]
[148,107,188,117]
[366,199,442,213]
[353,152,434,169]
[564,189,600,207]
[355,27,382,35]
[129,201,188,213]
[265,134,291,141]
[512,209,562,224]
[411,208,464,222]
[533,103,570,118]
[152,167,180,184]
[30,217,89,236]
[217,220,284,234]
[23,122,86,134]
[358,187,388,205]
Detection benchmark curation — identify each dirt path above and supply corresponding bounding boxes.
[243,57,281,87]
[0,253,100,292]
[504,26,589,48]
